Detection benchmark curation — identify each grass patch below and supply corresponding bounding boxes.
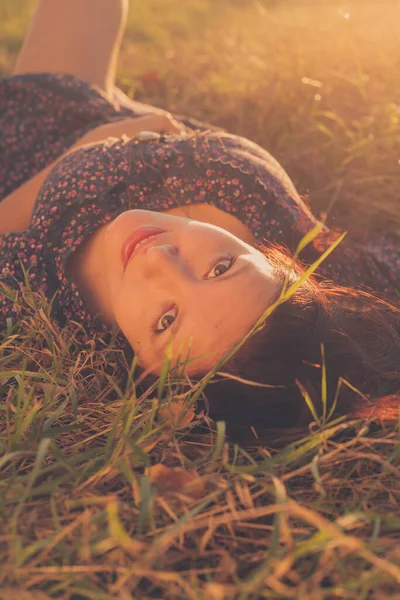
[0,0,400,598]
[1,313,400,599]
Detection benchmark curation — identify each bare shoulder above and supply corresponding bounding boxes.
[161,203,256,245]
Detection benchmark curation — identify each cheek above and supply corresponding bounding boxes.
[112,285,142,344]
[111,283,156,364]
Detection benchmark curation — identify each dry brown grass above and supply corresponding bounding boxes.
[1,309,399,598]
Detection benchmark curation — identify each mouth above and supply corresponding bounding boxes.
[122,227,165,270]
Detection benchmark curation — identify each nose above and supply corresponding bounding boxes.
[142,243,191,283]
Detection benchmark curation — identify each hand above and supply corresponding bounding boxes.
[80,113,186,145]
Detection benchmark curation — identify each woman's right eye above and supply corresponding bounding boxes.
[154,305,178,334]
[207,257,234,279]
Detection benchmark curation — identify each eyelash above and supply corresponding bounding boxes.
[152,255,235,336]
[152,303,177,336]
[204,254,234,279]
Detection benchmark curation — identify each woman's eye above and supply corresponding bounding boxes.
[207,257,234,279]
[155,306,178,334]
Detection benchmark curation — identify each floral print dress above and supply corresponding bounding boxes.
[0,73,399,338]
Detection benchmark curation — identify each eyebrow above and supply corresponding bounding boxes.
[155,261,251,358]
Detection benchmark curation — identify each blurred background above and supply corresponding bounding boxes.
[1,0,399,242]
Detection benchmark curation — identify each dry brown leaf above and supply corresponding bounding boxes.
[157,399,195,427]
[147,464,204,497]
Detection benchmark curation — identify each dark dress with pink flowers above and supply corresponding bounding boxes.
[0,73,399,338]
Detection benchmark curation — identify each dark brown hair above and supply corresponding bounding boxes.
[203,243,400,433]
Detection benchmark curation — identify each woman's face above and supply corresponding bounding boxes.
[103,210,279,374]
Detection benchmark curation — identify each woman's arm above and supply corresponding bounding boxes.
[13,0,129,101]
[0,113,185,235]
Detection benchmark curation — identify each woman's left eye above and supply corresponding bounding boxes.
[206,257,234,279]
[154,305,178,335]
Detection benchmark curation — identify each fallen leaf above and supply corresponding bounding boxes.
[147,464,204,498]
[158,399,195,427]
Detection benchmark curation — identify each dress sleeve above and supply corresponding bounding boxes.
[0,73,131,199]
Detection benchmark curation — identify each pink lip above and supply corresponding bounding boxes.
[122,227,165,270]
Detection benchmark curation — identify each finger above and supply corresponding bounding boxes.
[165,116,187,134]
